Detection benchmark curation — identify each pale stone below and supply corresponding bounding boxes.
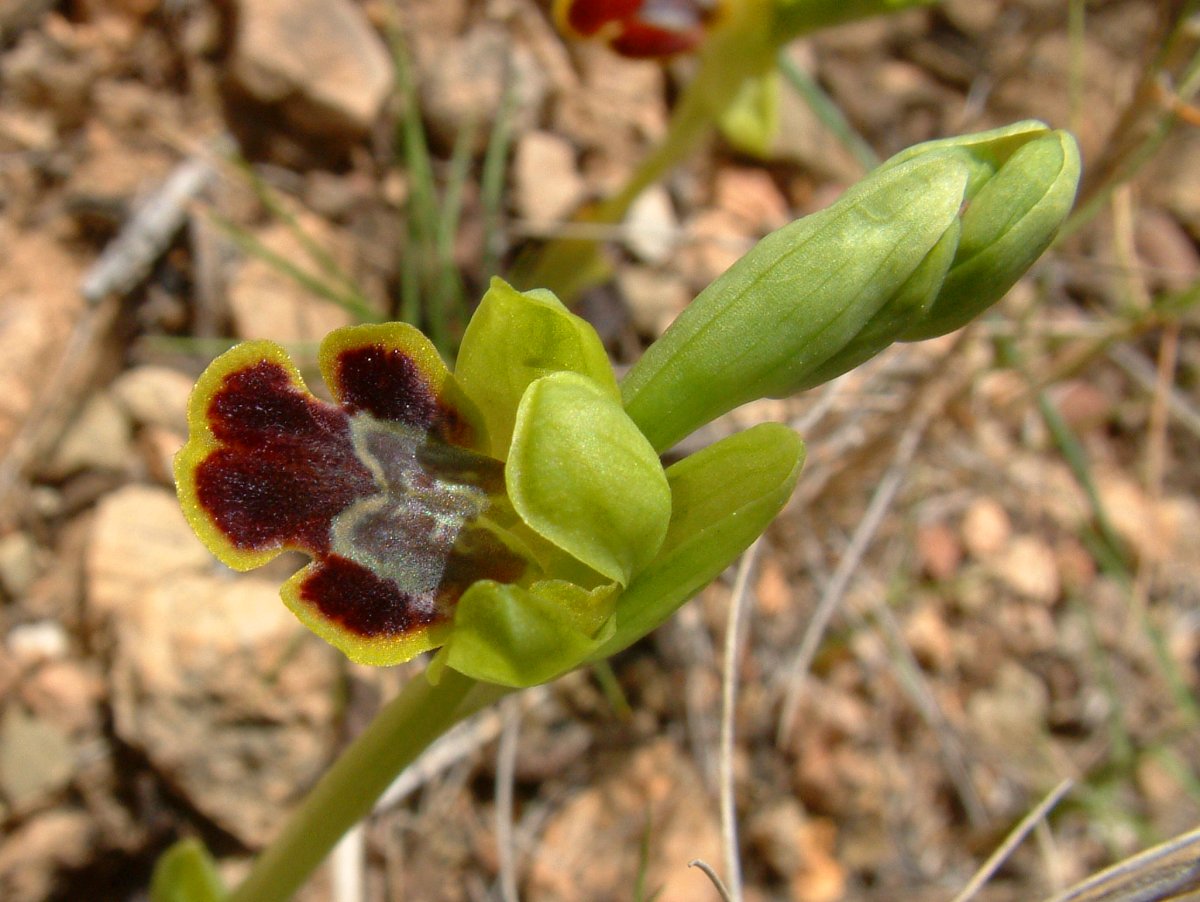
[1096,470,1193,565]
[527,738,722,902]
[227,218,358,343]
[86,484,213,617]
[746,804,846,902]
[0,707,74,808]
[0,227,85,456]
[110,365,194,433]
[0,532,42,598]
[513,130,586,229]
[110,574,338,844]
[961,497,1011,560]
[623,184,678,265]
[994,535,1061,605]
[6,620,69,663]
[0,810,93,900]
[230,0,392,136]
[714,166,790,234]
[417,23,547,150]
[967,662,1053,780]
[616,266,689,337]
[45,392,132,478]
[915,521,962,582]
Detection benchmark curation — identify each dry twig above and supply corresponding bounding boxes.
[950,779,1075,902]
[495,698,522,902]
[718,540,761,902]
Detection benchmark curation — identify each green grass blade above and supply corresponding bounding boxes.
[776,50,878,172]
[227,152,365,300]
[210,213,379,323]
[481,59,518,280]
[433,116,478,349]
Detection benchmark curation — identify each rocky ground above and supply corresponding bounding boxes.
[0,0,1198,900]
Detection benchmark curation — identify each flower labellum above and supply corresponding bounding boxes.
[175,326,527,666]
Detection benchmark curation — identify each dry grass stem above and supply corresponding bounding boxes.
[688,858,735,902]
[719,539,762,902]
[1109,344,1200,441]
[331,825,365,902]
[950,778,1075,902]
[376,689,546,813]
[495,698,522,902]
[777,397,933,744]
[1039,825,1200,902]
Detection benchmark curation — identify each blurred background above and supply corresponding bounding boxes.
[0,0,1197,899]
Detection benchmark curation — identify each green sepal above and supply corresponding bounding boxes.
[593,423,805,659]
[621,150,969,452]
[151,838,226,902]
[902,129,1081,339]
[793,217,960,390]
[718,68,780,158]
[508,371,670,584]
[456,277,619,459]
[878,120,1054,178]
[442,579,618,687]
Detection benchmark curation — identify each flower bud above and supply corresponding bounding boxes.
[622,121,1080,452]
[901,126,1081,340]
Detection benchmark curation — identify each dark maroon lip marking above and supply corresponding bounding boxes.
[190,351,528,643]
[196,361,374,555]
[299,555,444,639]
[563,0,713,56]
[612,22,702,57]
[332,344,471,446]
[299,522,528,640]
[567,0,642,35]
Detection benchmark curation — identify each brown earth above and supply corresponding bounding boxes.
[0,1,1198,900]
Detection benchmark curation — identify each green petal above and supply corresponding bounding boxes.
[443,579,617,687]
[507,371,670,584]
[593,422,804,659]
[456,277,618,458]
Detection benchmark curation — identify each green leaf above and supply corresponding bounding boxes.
[718,69,779,157]
[508,372,670,584]
[622,150,969,452]
[594,423,805,658]
[456,277,618,458]
[444,579,617,687]
[151,839,226,902]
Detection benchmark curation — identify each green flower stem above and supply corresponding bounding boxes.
[228,669,508,902]
[519,1,774,300]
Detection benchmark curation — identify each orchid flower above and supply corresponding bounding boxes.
[175,278,802,687]
[159,121,1080,902]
